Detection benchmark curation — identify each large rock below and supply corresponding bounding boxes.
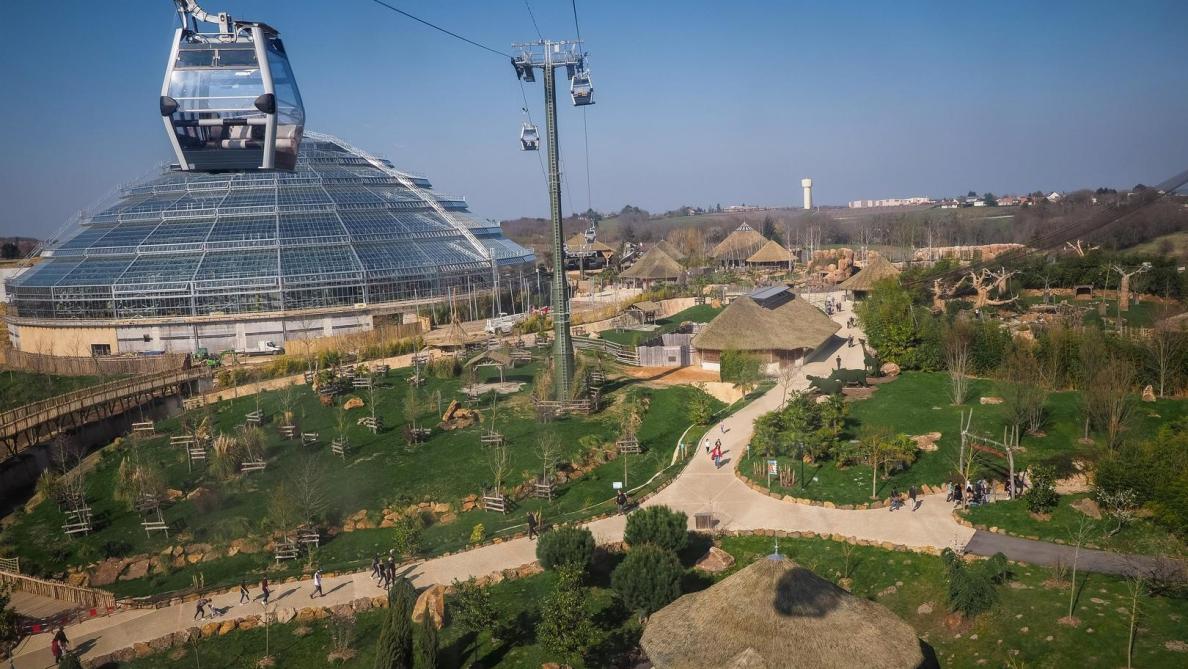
[880,362,900,377]
[980,396,1004,405]
[1070,497,1102,520]
[218,620,237,636]
[275,607,297,624]
[121,558,152,581]
[90,558,127,586]
[412,584,446,629]
[693,546,736,573]
[911,432,942,452]
[343,396,364,411]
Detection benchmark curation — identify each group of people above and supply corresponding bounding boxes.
[824,296,846,316]
[888,485,923,512]
[193,575,279,621]
[371,551,401,589]
[946,479,1002,507]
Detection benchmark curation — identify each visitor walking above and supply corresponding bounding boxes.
[616,489,628,514]
[310,570,323,599]
[239,580,250,604]
[889,488,900,511]
[386,555,397,587]
[194,596,209,620]
[711,443,722,469]
[908,485,919,511]
[260,576,270,604]
[835,355,842,370]
[527,511,538,539]
[370,554,381,580]
[51,626,70,663]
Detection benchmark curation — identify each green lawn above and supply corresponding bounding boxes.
[740,371,1188,505]
[961,493,1182,553]
[1,360,722,597]
[597,304,722,348]
[119,533,1188,668]
[0,369,119,411]
[1019,294,1173,328]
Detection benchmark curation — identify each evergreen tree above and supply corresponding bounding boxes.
[538,565,598,664]
[374,578,416,669]
[57,654,83,669]
[413,616,438,669]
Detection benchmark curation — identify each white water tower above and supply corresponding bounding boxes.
[801,178,813,210]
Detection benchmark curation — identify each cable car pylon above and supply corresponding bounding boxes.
[512,40,593,400]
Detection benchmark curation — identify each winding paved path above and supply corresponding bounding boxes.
[8,292,1173,668]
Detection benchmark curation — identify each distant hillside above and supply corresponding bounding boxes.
[1127,230,1188,262]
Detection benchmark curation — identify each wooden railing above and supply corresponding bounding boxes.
[1,368,209,455]
[0,570,116,610]
[572,336,640,366]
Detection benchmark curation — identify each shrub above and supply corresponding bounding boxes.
[941,548,1009,617]
[57,654,83,669]
[1026,465,1060,514]
[413,616,438,669]
[469,523,485,545]
[538,565,598,663]
[611,544,683,615]
[449,577,499,641]
[392,515,424,559]
[536,526,596,572]
[624,506,688,553]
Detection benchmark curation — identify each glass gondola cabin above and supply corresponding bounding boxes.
[161,23,304,171]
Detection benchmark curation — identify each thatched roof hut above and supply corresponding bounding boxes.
[838,254,901,296]
[746,239,793,266]
[620,247,685,286]
[564,233,615,260]
[654,239,687,261]
[692,286,839,372]
[712,223,768,265]
[641,554,925,669]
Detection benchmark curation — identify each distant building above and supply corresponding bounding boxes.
[1047,191,1064,203]
[847,197,933,209]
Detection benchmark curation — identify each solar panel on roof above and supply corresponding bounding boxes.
[751,285,793,309]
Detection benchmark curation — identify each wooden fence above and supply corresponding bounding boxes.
[3,350,190,377]
[0,569,116,610]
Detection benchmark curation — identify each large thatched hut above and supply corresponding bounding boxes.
[641,554,926,669]
[654,239,688,262]
[838,253,901,298]
[746,239,793,269]
[692,285,839,374]
[620,247,685,288]
[712,222,768,265]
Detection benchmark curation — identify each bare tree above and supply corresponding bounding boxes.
[1098,488,1138,537]
[778,362,799,408]
[1001,347,1047,435]
[1125,573,1145,669]
[952,267,1019,309]
[535,433,560,486]
[1145,318,1185,398]
[943,319,973,405]
[290,453,328,526]
[487,441,510,498]
[1065,517,1094,622]
[1081,355,1136,450]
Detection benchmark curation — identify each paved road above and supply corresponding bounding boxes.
[7,291,1172,667]
[965,530,1185,577]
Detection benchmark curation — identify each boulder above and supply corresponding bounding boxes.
[412,584,446,629]
[165,488,184,502]
[90,558,127,586]
[917,601,934,616]
[1070,497,1103,520]
[343,396,364,411]
[331,603,355,619]
[275,608,297,624]
[149,634,173,651]
[66,571,90,588]
[121,558,152,581]
[352,597,373,612]
[133,642,153,659]
[201,621,220,638]
[911,432,942,452]
[238,617,258,631]
[218,620,237,636]
[979,396,1004,405]
[694,546,736,573]
[1142,385,1156,402]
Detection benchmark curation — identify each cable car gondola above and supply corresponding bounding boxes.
[570,60,594,106]
[160,0,305,171]
[520,122,540,151]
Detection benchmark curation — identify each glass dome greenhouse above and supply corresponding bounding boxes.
[7,133,535,321]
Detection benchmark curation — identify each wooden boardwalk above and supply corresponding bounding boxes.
[0,368,209,459]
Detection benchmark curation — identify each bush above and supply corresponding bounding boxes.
[375,578,415,669]
[413,616,438,669]
[623,506,688,553]
[611,544,683,615]
[536,526,596,572]
[537,565,598,664]
[449,577,499,641]
[720,349,762,390]
[57,654,83,669]
[941,548,1009,617]
[1025,465,1060,514]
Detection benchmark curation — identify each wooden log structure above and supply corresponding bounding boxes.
[0,569,116,610]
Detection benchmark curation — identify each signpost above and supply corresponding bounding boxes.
[767,459,778,490]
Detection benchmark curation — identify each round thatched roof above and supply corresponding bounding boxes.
[641,555,924,669]
[654,239,688,261]
[691,288,839,353]
[621,247,685,281]
[712,223,768,262]
[746,239,793,265]
[838,254,901,292]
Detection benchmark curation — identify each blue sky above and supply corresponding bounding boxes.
[1,0,1186,237]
